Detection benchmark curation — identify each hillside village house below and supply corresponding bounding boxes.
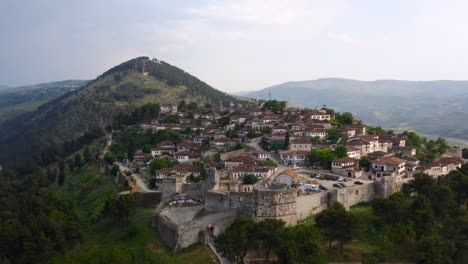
[331,157,363,178]
[210,138,237,149]
[307,110,331,121]
[303,128,327,139]
[390,146,416,157]
[368,151,393,160]
[155,164,201,179]
[346,147,361,159]
[160,104,178,114]
[151,146,175,157]
[290,138,313,151]
[231,166,276,179]
[338,127,356,137]
[252,150,271,160]
[229,115,248,125]
[415,157,462,178]
[405,157,421,178]
[174,151,199,163]
[371,156,406,180]
[275,169,299,186]
[347,135,388,155]
[280,150,309,166]
[177,142,201,152]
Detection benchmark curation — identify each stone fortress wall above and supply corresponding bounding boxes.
[155,168,393,252]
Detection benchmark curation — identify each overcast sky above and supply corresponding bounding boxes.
[1,0,468,92]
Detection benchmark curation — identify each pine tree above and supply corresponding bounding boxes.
[83,146,91,163]
[58,160,66,186]
[74,153,83,168]
[284,130,290,150]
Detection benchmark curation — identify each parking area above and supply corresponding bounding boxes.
[295,169,374,192]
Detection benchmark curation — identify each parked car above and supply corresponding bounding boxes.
[298,181,304,186]
[338,183,347,188]
[337,177,344,182]
[354,180,364,185]
[333,183,343,188]
[319,185,328,191]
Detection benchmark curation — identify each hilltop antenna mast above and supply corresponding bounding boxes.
[269,92,271,100]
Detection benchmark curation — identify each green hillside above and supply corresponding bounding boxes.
[0,57,241,167]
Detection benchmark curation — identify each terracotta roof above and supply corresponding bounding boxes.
[347,140,369,146]
[232,166,271,173]
[373,156,406,165]
[346,146,360,152]
[177,142,200,149]
[156,163,201,174]
[277,169,299,179]
[280,150,310,155]
[333,157,357,163]
[291,137,312,144]
[175,151,198,158]
[368,151,390,157]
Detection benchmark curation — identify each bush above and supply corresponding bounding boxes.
[243,174,258,184]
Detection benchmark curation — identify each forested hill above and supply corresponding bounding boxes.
[0,57,241,168]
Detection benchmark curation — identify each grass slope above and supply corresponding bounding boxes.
[52,165,218,264]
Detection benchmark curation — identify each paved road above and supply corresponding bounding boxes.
[115,161,157,193]
[208,242,230,264]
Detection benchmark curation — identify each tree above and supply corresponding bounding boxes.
[256,219,285,261]
[276,225,325,264]
[260,160,278,167]
[262,100,282,112]
[178,100,186,111]
[326,128,342,144]
[404,173,436,197]
[58,160,66,186]
[413,233,456,264]
[410,195,435,239]
[215,218,256,264]
[110,165,119,176]
[243,174,258,184]
[262,126,272,135]
[284,130,290,150]
[334,145,348,158]
[47,168,57,183]
[315,202,357,255]
[127,140,135,161]
[335,112,354,125]
[104,152,116,165]
[187,101,198,110]
[309,148,337,169]
[74,153,83,168]
[149,158,169,173]
[359,156,372,171]
[247,130,261,138]
[83,145,92,163]
[102,195,135,226]
[443,170,468,207]
[462,148,468,159]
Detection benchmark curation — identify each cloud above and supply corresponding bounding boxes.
[183,0,347,39]
[328,33,361,45]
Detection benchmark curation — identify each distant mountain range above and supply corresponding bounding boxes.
[0,80,89,123]
[241,78,468,143]
[0,57,241,167]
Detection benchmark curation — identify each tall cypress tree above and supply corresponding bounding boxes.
[284,130,290,150]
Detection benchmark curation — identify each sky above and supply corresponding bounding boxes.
[1,0,468,92]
